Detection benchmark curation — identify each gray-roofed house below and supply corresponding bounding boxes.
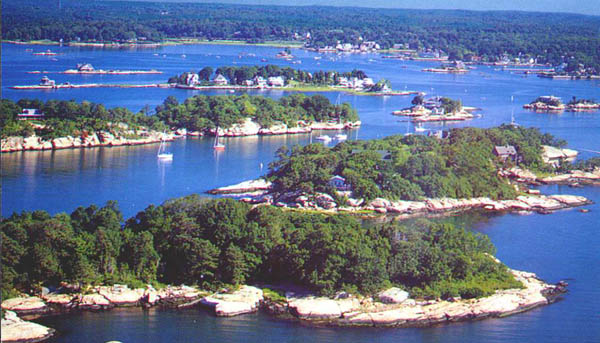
[493,145,518,162]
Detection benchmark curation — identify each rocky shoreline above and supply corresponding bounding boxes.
[208,178,592,217]
[0,267,567,342]
[1,130,175,153]
[1,119,360,153]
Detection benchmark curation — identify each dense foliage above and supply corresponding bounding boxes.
[3,1,600,71]
[1,94,358,139]
[1,196,521,299]
[268,125,566,201]
[0,98,165,140]
[155,93,359,130]
[168,64,368,86]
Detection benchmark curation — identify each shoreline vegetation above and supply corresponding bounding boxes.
[209,125,597,216]
[3,2,599,74]
[0,95,360,153]
[1,195,568,342]
[523,96,600,113]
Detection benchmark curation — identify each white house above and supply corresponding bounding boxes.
[18,109,44,120]
[76,63,95,72]
[329,175,351,191]
[253,76,268,88]
[267,76,285,87]
[362,78,375,87]
[186,73,199,86]
[337,77,351,87]
[213,74,229,85]
[243,79,254,86]
[39,76,55,86]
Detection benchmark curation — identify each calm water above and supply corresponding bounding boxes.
[2,43,600,342]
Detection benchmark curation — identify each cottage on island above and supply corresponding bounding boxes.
[493,145,519,162]
[40,76,55,86]
[76,63,95,72]
[329,175,351,191]
[18,109,44,120]
[267,76,285,87]
[213,74,229,85]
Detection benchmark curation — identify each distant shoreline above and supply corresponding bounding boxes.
[2,39,304,49]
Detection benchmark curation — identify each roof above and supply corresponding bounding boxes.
[213,74,227,81]
[493,145,517,156]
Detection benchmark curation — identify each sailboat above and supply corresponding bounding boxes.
[213,127,226,150]
[157,135,173,161]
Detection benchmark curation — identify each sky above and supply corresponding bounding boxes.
[121,0,600,16]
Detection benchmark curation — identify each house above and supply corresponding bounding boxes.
[267,76,285,87]
[329,175,351,191]
[213,74,229,85]
[76,63,95,72]
[18,108,44,120]
[186,73,199,86]
[362,78,375,88]
[39,76,55,86]
[493,145,518,162]
[337,77,351,87]
[253,76,267,88]
[541,145,578,167]
[243,79,254,86]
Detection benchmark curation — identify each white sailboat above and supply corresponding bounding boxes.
[213,127,226,150]
[157,135,173,160]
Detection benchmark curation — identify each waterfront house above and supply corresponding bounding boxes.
[186,73,199,86]
[253,76,268,88]
[18,109,44,120]
[337,77,351,87]
[39,76,55,86]
[213,74,229,85]
[243,79,254,86]
[493,145,518,162]
[76,63,95,72]
[329,175,351,191]
[267,76,285,87]
[541,145,578,167]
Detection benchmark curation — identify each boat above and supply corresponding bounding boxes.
[315,135,332,143]
[213,128,226,150]
[415,125,428,132]
[334,133,347,141]
[157,136,173,160]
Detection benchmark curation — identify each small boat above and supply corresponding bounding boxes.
[261,58,268,62]
[157,136,173,160]
[181,54,186,58]
[334,133,347,141]
[315,135,332,142]
[415,126,428,132]
[213,129,226,150]
[228,90,235,93]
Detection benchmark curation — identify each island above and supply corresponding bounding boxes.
[168,65,421,96]
[210,125,593,216]
[422,61,469,74]
[524,96,600,112]
[26,63,163,75]
[392,95,477,122]
[0,94,360,152]
[1,195,569,341]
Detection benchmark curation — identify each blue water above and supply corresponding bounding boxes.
[2,43,600,342]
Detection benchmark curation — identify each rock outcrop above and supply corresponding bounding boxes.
[1,130,174,153]
[200,286,263,317]
[1,311,54,343]
[284,269,564,327]
[1,297,48,315]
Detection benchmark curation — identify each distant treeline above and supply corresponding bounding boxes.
[267,126,567,201]
[168,65,368,85]
[2,1,599,70]
[1,196,521,299]
[0,94,358,139]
